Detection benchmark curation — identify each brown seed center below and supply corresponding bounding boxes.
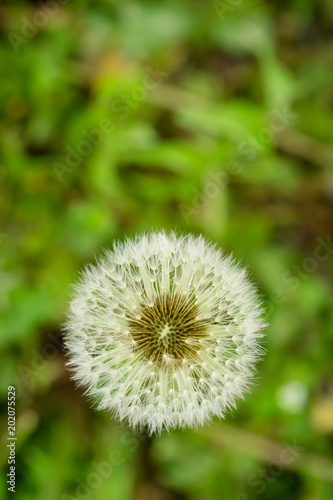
[128,293,207,366]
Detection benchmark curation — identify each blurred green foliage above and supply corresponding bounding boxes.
[0,0,333,499]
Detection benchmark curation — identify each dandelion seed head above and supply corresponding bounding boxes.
[129,293,206,366]
[64,231,266,434]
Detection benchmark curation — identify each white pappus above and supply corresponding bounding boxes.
[64,231,266,434]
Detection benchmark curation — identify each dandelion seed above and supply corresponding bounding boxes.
[64,231,266,434]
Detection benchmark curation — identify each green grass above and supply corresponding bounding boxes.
[0,1,333,499]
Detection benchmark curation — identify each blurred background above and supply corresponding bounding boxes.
[1,0,333,499]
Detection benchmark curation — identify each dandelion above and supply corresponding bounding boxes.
[64,231,266,434]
